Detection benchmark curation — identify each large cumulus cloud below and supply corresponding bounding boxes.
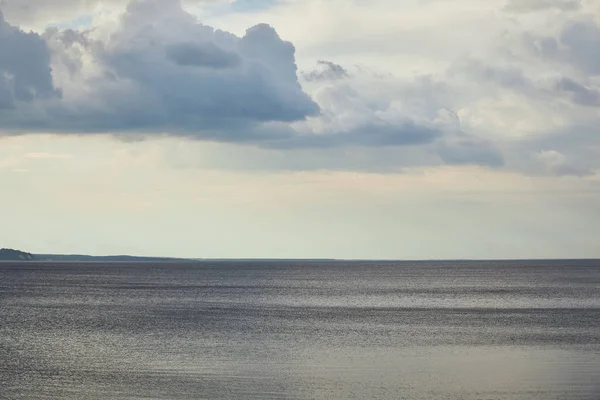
[0,0,319,134]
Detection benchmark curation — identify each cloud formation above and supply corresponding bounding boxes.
[0,0,491,167]
[0,0,319,134]
[522,19,600,75]
[0,0,599,175]
[534,149,591,176]
[0,11,60,108]
[303,60,350,82]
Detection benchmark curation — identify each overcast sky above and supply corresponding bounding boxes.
[0,0,599,259]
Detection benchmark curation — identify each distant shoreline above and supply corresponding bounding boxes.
[1,248,599,263]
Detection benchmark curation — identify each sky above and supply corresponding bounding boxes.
[0,0,599,259]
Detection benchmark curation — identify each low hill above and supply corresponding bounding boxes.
[0,248,35,261]
[0,248,189,262]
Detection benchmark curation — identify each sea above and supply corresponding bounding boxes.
[1,260,599,400]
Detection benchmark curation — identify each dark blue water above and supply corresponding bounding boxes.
[1,260,599,399]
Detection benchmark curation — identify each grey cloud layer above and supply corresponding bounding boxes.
[0,0,598,175]
[0,11,60,108]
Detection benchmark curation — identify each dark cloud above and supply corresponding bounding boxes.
[558,20,600,75]
[265,121,441,149]
[504,0,581,13]
[504,123,600,176]
[165,42,242,68]
[252,120,504,169]
[524,19,600,75]
[456,60,530,89]
[41,27,95,78]
[555,77,600,107]
[0,0,320,135]
[99,1,318,125]
[437,134,505,168]
[303,60,350,82]
[0,11,60,108]
[452,58,600,109]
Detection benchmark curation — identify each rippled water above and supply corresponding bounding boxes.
[1,260,599,399]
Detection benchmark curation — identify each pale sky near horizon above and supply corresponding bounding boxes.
[1,0,599,259]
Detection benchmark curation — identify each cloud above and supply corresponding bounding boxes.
[266,121,440,150]
[558,20,600,75]
[303,60,350,82]
[438,134,505,168]
[451,59,531,91]
[2,0,599,176]
[280,72,504,166]
[447,53,599,174]
[165,41,242,68]
[554,77,600,107]
[0,2,499,167]
[523,19,600,75]
[100,0,318,125]
[504,0,581,13]
[534,149,591,176]
[451,57,600,111]
[0,0,320,135]
[0,11,60,108]
[496,119,600,177]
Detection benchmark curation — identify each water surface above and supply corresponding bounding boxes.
[1,260,599,399]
